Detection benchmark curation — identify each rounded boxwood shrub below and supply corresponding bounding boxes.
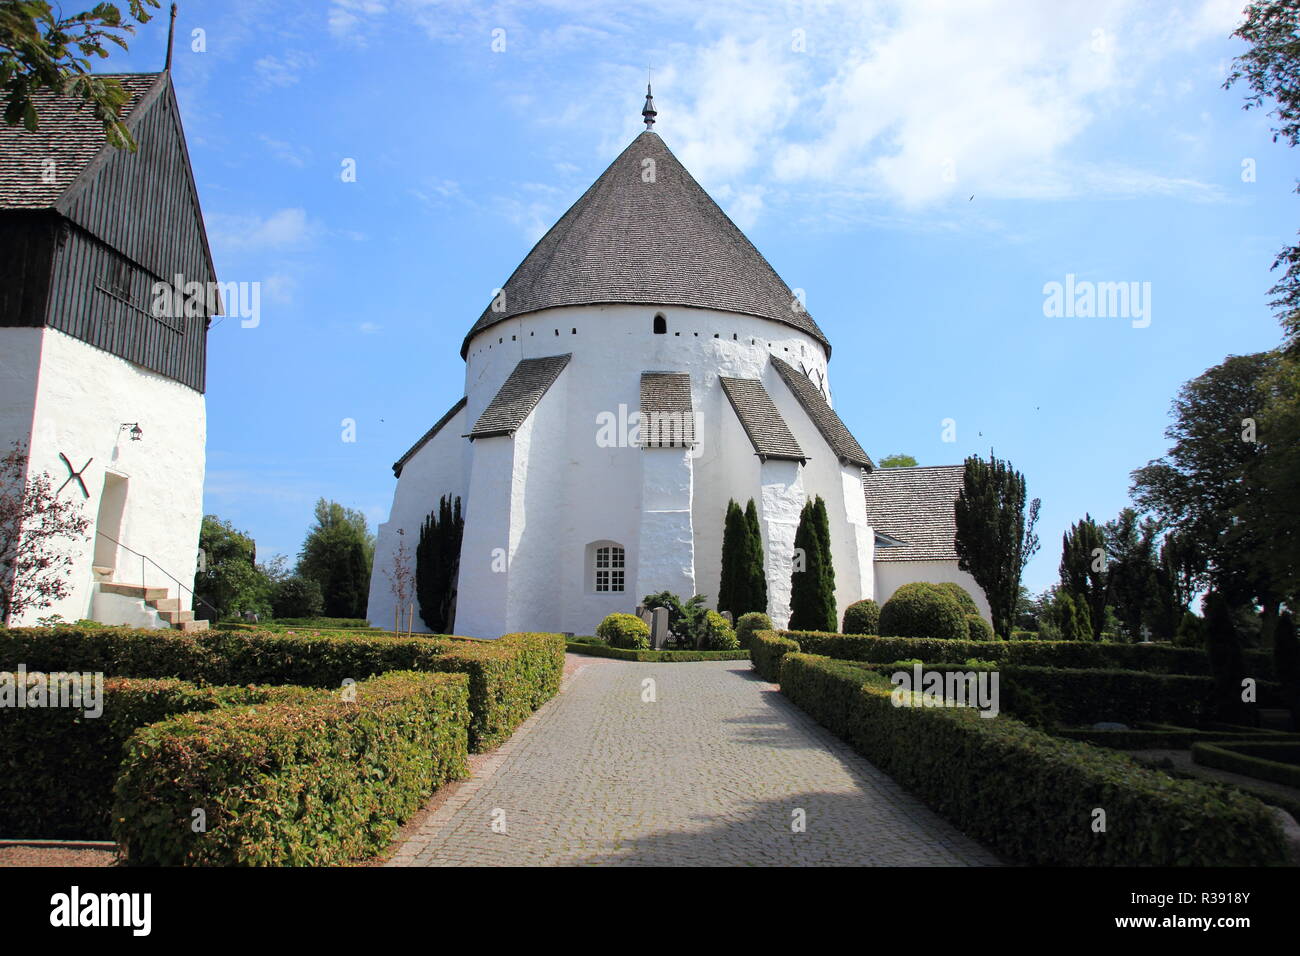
[699,611,739,650]
[965,614,995,642]
[597,613,650,650]
[879,583,966,640]
[935,583,978,616]
[735,612,772,649]
[841,599,880,635]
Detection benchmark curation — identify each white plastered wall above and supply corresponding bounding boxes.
[2,327,205,625]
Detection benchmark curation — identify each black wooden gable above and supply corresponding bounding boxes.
[0,72,217,393]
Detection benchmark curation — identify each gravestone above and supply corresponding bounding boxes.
[651,607,669,650]
[721,611,733,625]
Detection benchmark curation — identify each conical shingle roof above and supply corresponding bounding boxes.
[461,131,830,357]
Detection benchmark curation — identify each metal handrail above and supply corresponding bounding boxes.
[94,530,220,618]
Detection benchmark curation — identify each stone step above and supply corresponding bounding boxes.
[150,597,182,612]
[100,582,168,602]
[175,619,209,633]
[159,609,194,624]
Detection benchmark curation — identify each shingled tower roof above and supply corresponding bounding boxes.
[461,128,831,358]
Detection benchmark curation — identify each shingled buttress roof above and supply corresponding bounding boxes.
[461,131,830,358]
[639,372,695,447]
[719,376,805,462]
[393,396,467,476]
[468,354,572,438]
[864,465,966,562]
[769,356,873,469]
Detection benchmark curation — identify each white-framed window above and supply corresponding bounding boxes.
[594,545,625,592]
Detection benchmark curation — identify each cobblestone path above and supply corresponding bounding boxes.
[387,656,999,866]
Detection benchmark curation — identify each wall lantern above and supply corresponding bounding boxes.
[120,422,143,442]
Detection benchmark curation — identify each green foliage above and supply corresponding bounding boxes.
[734,611,773,649]
[777,653,1285,866]
[1174,610,1205,648]
[1226,1,1300,346]
[270,575,323,619]
[193,514,272,620]
[297,499,374,620]
[878,453,918,468]
[953,454,1040,639]
[0,626,565,752]
[749,629,800,681]
[698,610,739,650]
[841,598,880,635]
[1059,514,1107,638]
[935,583,978,615]
[879,582,967,640]
[0,0,161,151]
[1275,611,1300,722]
[416,495,463,633]
[1048,590,1091,642]
[1192,740,1300,789]
[640,591,708,648]
[112,672,470,865]
[0,677,270,839]
[789,497,836,632]
[774,629,1276,678]
[1205,591,1252,724]
[744,499,767,613]
[597,612,650,650]
[719,499,767,618]
[965,614,995,642]
[1132,353,1279,611]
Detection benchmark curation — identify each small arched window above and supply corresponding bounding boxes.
[593,544,625,592]
[653,314,667,334]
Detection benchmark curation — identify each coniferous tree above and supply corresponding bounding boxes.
[1205,591,1250,724]
[744,499,767,613]
[812,496,835,615]
[718,500,749,618]
[416,495,463,633]
[789,499,836,632]
[1059,514,1107,639]
[954,454,1040,639]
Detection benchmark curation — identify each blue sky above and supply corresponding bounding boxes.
[107,0,1295,597]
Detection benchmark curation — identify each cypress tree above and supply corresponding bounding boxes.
[415,495,464,633]
[719,500,751,617]
[789,500,835,632]
[744,498,767,613]
[812,495,835,617]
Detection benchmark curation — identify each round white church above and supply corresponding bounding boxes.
[369,91,990,638]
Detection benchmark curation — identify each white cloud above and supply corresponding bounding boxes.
[254,51,317,88]
[210,208,315,251]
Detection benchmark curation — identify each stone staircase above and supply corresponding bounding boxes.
[97,581,209,632]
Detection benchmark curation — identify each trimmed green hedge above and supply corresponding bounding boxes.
[778,652,1286,866]
[1192,741,1300,789]
[779,630,1274,678]
[0,627,564,752]
[113,671,470,866]
[751,630,800,681]
[845,659,1217,726]
[0,677,274,840]
[1058,725,1300,750]
[566,641,748,662]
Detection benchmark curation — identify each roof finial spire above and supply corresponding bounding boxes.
[164,4,178,71]
[642,69,657,130]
